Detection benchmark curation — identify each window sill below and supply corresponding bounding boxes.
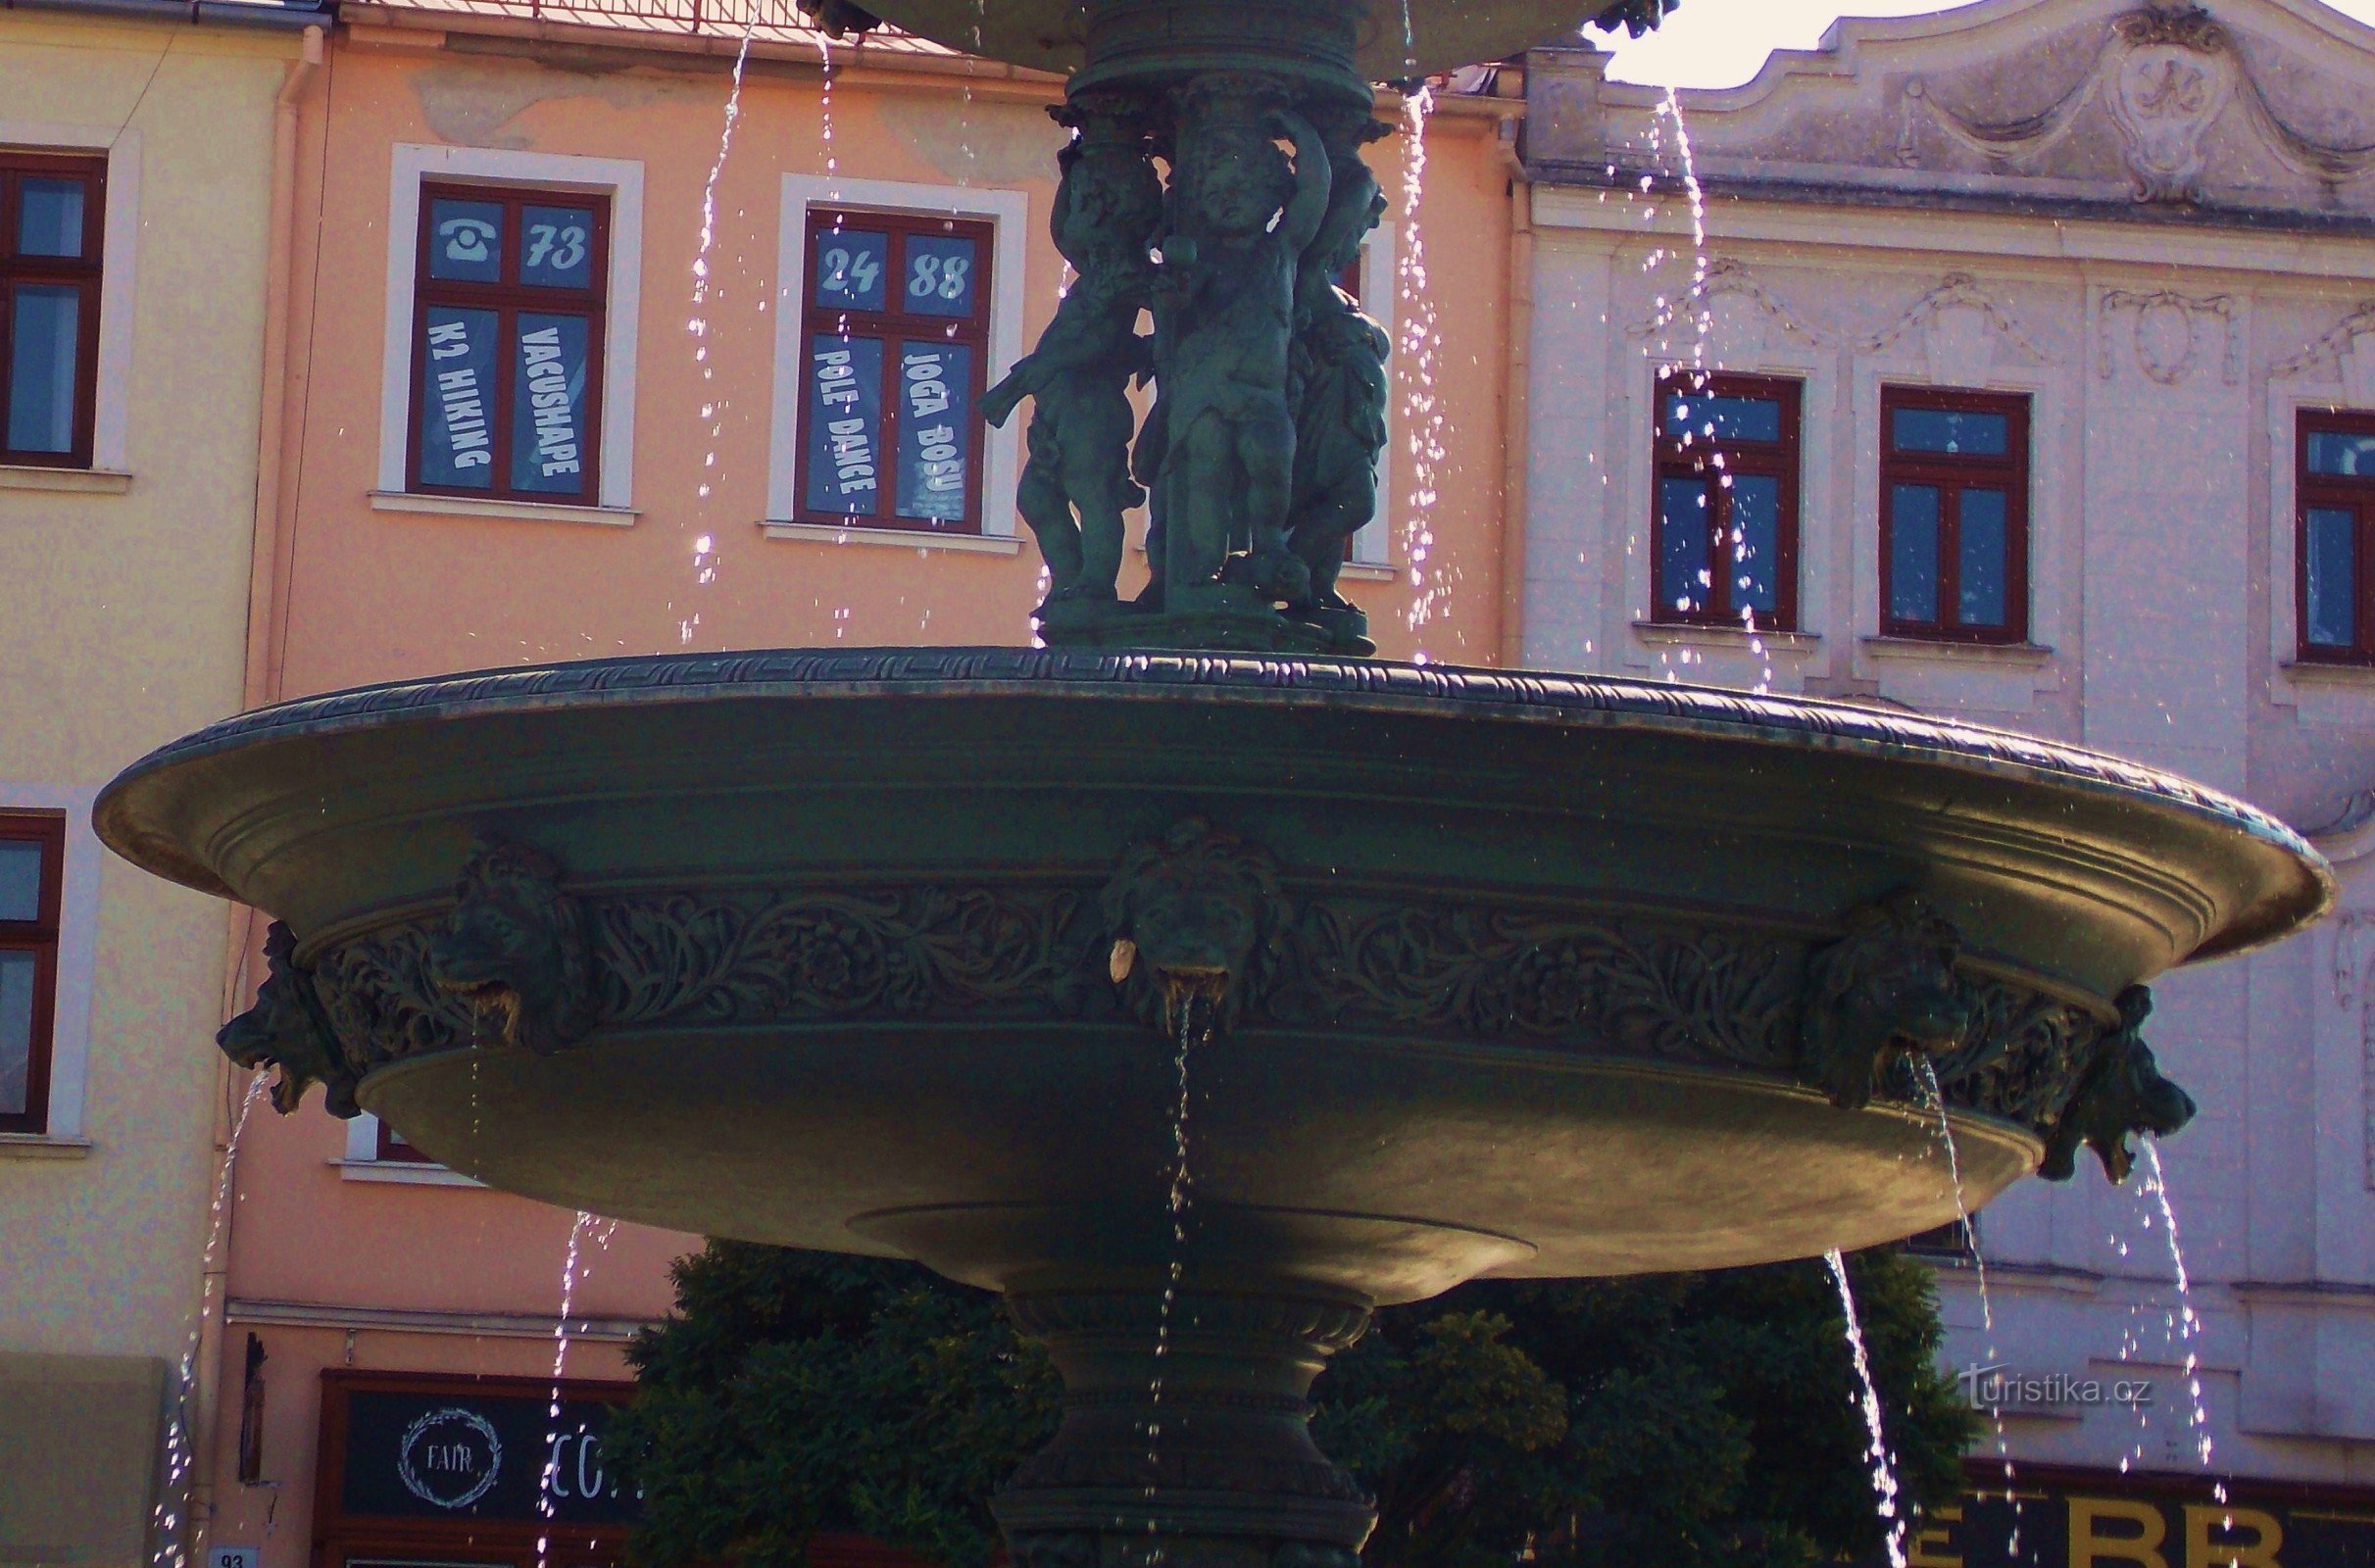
[1860,635,2053,666]
[1631,619,1821,655]
[2282,660,2375,688]
[0,466,131,495]
[761,520,1021,555]
[370,491,637,527]
[330,1157,484,1188]
[1339,562,1402,583]
[0,1133,93,1159]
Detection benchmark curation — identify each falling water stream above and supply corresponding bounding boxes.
[2140,1138,2225,1501]
[536,1209,601,1568]
[1826,1250,1908,1568]
[1142,1001,1203,1547]
[678,21,757,648]
[151,1068,271,1568]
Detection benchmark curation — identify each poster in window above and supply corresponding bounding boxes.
[903,233,978,318]
[419,305,501,489]
[511,313,590,494]
[520,205,595,290]
[895,340,972,523]
[805,334,884,515]
[426,197,504,283]
[814,228,889,313]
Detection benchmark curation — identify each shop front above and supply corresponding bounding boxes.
[311,1371,635,1568]
[1916,1463,2375,1567]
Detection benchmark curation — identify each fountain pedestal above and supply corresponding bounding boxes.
[998,1289,1375,1567]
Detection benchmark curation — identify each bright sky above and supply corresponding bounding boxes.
[1596,0,2375,86]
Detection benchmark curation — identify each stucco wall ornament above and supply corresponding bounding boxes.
[1858,272,2055,386]
[2037,986,2197,1181]
[1899,3,2375,203]
[1628,256,1827,364]
[2329,909,2375,1191]
[2270,303,2375,407]
[2097,287,2241,385]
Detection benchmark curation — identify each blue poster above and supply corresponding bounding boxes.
[903,233,978,318]
[426,197,504,283]
[813,228,889,313]
[418,304,500,488]
[511,313,590,494]
[895,340,972,523]
[804,333,883,515]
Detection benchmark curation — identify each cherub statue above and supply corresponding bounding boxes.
[1285,113,1391,630]
[1146,81,1331,609]
[981,98,1161,612]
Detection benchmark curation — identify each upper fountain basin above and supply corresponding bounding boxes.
[94,649,2329,1301]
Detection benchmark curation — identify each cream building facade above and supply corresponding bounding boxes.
[0,2,322,1561]
[1521,0,2375,1552]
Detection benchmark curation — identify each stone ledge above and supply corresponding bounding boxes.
[0,1133,92,1159]
[0,466,131,495]
[1631,618,1821,654]
[762,519,1021,555]
[370,490,637,527]
[1861,635,2055,666]
[329,1156,483,1188]
[2281,660,2375,689]
[225,1296,649,1342]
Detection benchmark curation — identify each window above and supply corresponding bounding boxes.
[0,812,64,1134]
[373,1119,436,1163]
[795,206,993,533]
[409,182,609,504]
[1880,387,2029,642]
[1652,369,1801,628]
[2298,411,2375,662]
[0,155,105,468]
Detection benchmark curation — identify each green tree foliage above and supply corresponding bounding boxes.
[612,1244,1972,1568]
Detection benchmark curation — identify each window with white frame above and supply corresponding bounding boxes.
[380,147,642,515]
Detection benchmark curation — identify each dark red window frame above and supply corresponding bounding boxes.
[794,205,994,534]
[407,180,610,504]
[0,811,65,1136]
[372,1118,437,1163]
[0,153,106,469]
[1879,385,2031,644]
[2297,409,2375,664]
[1651,368,1803,630]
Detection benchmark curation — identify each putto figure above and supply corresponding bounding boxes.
[981,97,1162,619]
[1285,109,1392,652]
[1144,80,1331,614]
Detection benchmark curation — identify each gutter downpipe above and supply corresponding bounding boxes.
[1495,112,1533,669]
[193,23,322,1549]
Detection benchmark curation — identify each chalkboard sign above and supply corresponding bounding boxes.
[334,1384,637,1524]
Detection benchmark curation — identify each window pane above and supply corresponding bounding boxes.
[418,305,501,489]
[7,284,80,454]
[0,841,41,922]
[1893,406,2009,457]
[895,339,972,523]
[2306,506,2357,649]
[1660,390,1782,443]
[1728,474,1781,615]
[511,313,591,494]
[0,949,34,1118]
[1890,483,1942,623]
[17,177,86,258]
[426,197,505,283]
[813,228,889,313]
[519,205,595,290]
[2307,428,2375,478]
[1958,487,2009,628]
[1658,476,1711,614]
[804,333,884,515]
[903,233,980,319]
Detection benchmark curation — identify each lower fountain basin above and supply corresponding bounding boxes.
[95,648,2329,1304]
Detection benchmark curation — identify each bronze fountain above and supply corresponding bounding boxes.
[95,0,2331,1562]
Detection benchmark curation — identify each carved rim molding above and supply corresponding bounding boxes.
[101,648,2325,930]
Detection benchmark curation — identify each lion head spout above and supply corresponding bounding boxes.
[426,840,598,1055]
[218,920,361,1116]
[1101,817,1285,1034]
[2041,986,2196,1183]
[1798,891,1971,1110]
